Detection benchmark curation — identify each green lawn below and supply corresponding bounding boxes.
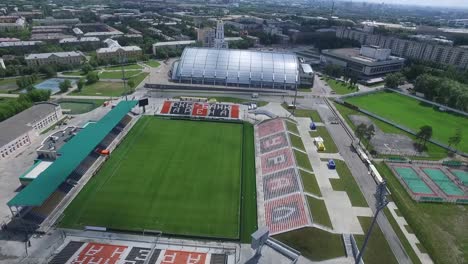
[375,162,468,264]
[99,70,142,79]
[309,126,338,153]
[289,133,306,151]
[383,208,422,264]
[306,196,332,228]
[326,79,358,94]
[294,149,313,171]
[333,102,448,160]
[62,71,86,76]
[103,64,143,70]
[355,217,399,264]
[328,159,368,207]
[240,123,258,242]
[285,121,300,134]
[145,60,161,68]
[274,227,345,261]
[299,170,321,196]
[61,118,250,239]
[345,91,468,153]
[58,99,106,114]
[128,72,149,88]
[72,82,127,97]
[0,78,17,93]
[289,108,323,122]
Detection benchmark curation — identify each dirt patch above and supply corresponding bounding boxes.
[349,115,426,156]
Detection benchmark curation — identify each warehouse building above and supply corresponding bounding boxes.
[0,103,63,159]
[171,47,300,89]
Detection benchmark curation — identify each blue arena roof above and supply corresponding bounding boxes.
[8,101,137,207]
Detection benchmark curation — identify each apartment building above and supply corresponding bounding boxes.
[96,39,142,61]
[0,16,26,31]
[336,27,468,69]
[25,51,85,67]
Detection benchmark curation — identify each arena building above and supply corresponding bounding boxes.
[171,47,301,89]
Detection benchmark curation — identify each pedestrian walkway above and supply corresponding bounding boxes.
[387,202,433,264]
[295,117,365,234]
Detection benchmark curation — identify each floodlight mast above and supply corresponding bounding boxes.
[355,181,389,264]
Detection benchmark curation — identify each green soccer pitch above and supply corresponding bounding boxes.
[60,117,256,239]
[345,91,468,153]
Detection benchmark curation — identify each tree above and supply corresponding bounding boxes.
[365,124,376,148]
[127,79,135,88]
[77,78,85,92]
[86,72,99,84]
[416,125,433,151]
[384,72,406,89]
[324,64,344,78]
[40,65,57,78]
[448,128,463,150]
[81,63,93,75]
[59,80,71,93]
[356,123,367,144]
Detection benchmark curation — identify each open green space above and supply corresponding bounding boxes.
[345,91,468,153]
[62,71,87,76]
[328,159,368,207]
[294,149,313,171]
[289,133,306,151]
[145,60,161,68]
[72,81,126,97]
[0,78,18,92]
[274,227,345,261]
[99,70,142,79]
[281,105,322,122]
[355,217,399,264]
[309,126,339,153]
[240,123,258,242]
[128,72,149,88]
[333,102,448,160]
[285,121,300,134]
[58,99,106,115]
[61,117,253,239]
[326,79,358,95]
[383,208,422,264]
[103,64,143,70]
[306,196,332,228]
[375,162,468,264]
[299,170,321,196]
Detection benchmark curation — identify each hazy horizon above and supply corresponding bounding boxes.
[355,0,468,9]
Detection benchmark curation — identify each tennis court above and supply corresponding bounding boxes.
[422,168,464,196]
[393,167,433,194]
[34,78,77,94]
[450,170,468,185]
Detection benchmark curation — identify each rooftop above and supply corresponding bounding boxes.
[322,48,405,66]
[25,51,84,60]
[7,100,138,207]
[59,37,100,44]
[153,40,196,47]
[0,102,59,147]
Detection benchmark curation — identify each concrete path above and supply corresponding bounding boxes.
[387,202,433,264]
[295,117,365,235]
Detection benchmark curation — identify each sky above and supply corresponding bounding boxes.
[358,0,468,8]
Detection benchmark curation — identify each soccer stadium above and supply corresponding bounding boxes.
[7,100,257,242]
[170,47,300,89]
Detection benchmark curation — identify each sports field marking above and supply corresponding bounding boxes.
[422,168,464,196]
[393,167,433,194]
[61,117,245,239]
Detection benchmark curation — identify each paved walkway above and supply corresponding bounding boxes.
[295,117,365,235]
[387,202,433,264]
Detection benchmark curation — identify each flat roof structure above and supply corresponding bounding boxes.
[19,160,53,182]
[7,100,137,207]
[321,48,405,67]
[172,47,299,89]
[0,103,59,148]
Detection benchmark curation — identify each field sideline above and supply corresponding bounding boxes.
[345,91,468,153]
[60,117,253,239]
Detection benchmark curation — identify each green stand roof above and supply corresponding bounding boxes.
[8,100,137,207]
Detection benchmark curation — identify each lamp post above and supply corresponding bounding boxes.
[355,181,389,264]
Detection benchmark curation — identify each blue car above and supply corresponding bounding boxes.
[328,159,336,169]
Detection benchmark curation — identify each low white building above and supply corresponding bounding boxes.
[0,103,63,160]
[0,16,26,31]
[96,39,142,61]
[25,51,85,67]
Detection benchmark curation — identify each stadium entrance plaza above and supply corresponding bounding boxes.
[0,94,378,263]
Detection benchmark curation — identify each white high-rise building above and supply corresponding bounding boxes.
[214,20,228,49]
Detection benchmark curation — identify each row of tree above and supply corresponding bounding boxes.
[0,89,51,122]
